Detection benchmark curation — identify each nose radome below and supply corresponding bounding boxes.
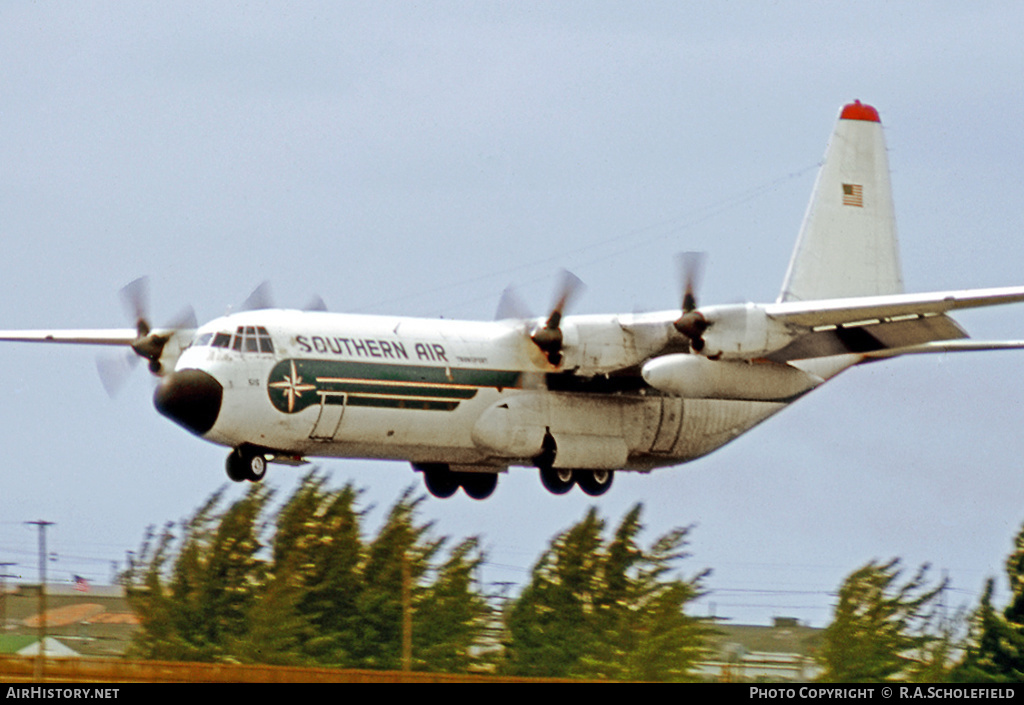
[154,369,223,436]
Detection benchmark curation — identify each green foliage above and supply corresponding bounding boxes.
[504,503,711,681]
[953,523,1024,682]
[124,473,489,671]
[126,485,272,662]
[415,536,489,673]
[816,558,950,682]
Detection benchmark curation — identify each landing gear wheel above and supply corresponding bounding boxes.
[226,449,248,483]
[246,453,267,482]
[226,446,268,483]
[420,463,459,499]
[539,465,575,495]
[460,472,498,500]
[576,469,614,497]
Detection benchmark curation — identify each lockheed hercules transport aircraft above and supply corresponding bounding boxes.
[4,101,1024,500]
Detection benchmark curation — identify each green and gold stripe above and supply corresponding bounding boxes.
[267,359,521,414]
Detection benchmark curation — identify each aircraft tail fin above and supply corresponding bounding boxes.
[778,101,904,303]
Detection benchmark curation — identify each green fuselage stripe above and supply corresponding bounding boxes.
[267,358,520,414]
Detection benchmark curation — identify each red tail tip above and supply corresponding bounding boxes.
[840,100,880,123]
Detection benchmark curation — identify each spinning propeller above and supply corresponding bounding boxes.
[530,270,585,367]
[496,269,585,367]
[673,251,710,353]
[96,277,196,396]
[239,281,329,313]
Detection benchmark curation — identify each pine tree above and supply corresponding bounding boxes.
[817,558,948,682]
[604,524,711,681]
[505,507,605,677]
[353,487,443,669]
[505,503,709,681]
[270,473,365,665]
[953,523,1024,681]
[122,479,505,673]
[415,536,490,673]
[124,521,182,659]
[126,485,272,661]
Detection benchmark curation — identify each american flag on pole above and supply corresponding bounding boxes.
[842,183,864,207]
[73,575,90,592]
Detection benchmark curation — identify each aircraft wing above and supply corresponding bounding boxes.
[764,286,1024,329]
[756,285,1024,363]
[860,340,1024,358]
[0,329,138,346]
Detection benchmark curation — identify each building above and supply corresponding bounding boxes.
[0,583,139,658]
[698,617,823,682]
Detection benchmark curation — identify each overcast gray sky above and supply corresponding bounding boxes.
[3,2,1024,627]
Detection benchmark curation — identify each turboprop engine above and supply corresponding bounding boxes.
[641,353,823,401]
[685,303,794,360]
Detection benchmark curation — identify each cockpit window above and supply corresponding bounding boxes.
[231,326,275,354]
[194,332,214,347]
[212,332,232,348]
[257,328,274,353]
[243,326,259,352]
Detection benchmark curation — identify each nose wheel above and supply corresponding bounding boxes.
[226,445,268,483]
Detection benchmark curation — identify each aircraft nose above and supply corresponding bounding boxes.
[154,369,223,436]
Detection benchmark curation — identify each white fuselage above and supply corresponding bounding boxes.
[174,308,805,474]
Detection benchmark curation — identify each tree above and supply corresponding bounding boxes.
[817,558,949,682]
[270,474,365,665]
[953,522,1024,682]
[504,503,710,681]
[415,536,490,673]
[505,507,605,677]
[124,477,492,672]
[126,484,272,662]
[350,487,443,669]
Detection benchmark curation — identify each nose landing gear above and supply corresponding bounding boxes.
[226,445,268,483]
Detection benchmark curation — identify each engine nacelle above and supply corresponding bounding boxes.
[698,303,794,359]
[641,354,822,401]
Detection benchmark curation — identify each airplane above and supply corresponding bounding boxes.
[4,100,1024,501]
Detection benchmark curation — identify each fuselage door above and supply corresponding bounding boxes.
[650,396,684,454]
[310,391,347,441]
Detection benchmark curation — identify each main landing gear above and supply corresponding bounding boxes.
[414,461,614,499]
[539,465,615,496]
[415,463,499,500]
[533,431,615,496]
[226,445,268,483]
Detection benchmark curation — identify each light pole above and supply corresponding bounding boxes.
[26,521,54,682]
